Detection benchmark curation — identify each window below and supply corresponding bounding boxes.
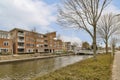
[3,41,9,46]
[5,49,8,52]
[36,44,43,47]
[41,45,43,47]
[26,44,34,47]
[37,39,43,42]
[0,32,9,39]
[38,34,43,38]
[44,45,48,47]
[44,35,47,38]
[18,43,24,46]
[27,49,33,52]
[1,49,8,52]
[44,40,48,43]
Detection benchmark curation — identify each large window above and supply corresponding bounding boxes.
[26,44,34,47]
[3,41,9,46]
[27,49,33,52]
[37,44,43,47]
[0,32,9,39]
[0,49,8,53]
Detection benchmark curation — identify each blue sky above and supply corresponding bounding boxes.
[0,0,120,45]
[44,0,120,45]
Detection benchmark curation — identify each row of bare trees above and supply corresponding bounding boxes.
[57,0,120,58]
[97,13,120,54]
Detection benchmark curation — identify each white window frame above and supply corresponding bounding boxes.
[3,41,9,46]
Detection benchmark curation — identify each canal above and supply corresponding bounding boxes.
[0,55,91,80]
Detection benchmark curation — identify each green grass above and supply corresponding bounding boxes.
[33,54,113,80]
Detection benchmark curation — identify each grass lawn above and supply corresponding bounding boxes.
[33,54,113,80]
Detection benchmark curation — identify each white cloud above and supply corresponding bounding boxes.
[102,3,120,15]
[60,35,82,45]
[0,0,56,30]
[0,0,120,45]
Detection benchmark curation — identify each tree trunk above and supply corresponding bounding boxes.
[105,39,108,54]
[112,45,115,56]
[93,24,97,59]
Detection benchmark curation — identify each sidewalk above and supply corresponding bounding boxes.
[112,51,120,80]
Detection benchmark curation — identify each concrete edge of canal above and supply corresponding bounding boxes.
[0,55,59,64]
[0,54,75,64]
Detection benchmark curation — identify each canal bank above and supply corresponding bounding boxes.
[0,55,90,80]
[0,53,73,64]
[33,54,113,80]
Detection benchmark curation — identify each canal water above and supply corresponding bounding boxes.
[0,55,91,80]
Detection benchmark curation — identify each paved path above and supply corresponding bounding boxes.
[112,51,120,80]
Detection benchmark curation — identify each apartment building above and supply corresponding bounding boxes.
[10,28,46,54]
[62,42,67,51]
[10,28,25,54]
[64,42,73,52]
[0,28,74,54]
[25,30,45,53]
[0,30,12,54]
[54,39,63,52]
[9,28,60,54]
[44,32,56,53]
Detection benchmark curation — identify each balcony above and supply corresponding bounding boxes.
[18,46,24,48]
[18,33,24,37]
[18,39,25,42]
[18,49,24,53]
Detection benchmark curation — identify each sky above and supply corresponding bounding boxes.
[0,0,120,46]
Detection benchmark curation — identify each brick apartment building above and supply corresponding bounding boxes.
[64,42,74,52]
[54,39,63,52]
[10,28,59,54]
[0,30,12,54]
[44,32,56,53]
[0,28,74,54]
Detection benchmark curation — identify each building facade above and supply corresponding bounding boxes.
[44,32,56,53]
[0,30,12,54]
[54,39,63,53]
[64,42,76,52]
[0,28,74,54]
[10,28,56,54]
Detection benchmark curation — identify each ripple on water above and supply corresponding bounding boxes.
[0,55,91,80]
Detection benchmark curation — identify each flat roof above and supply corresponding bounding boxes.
[0,30,9,33]
[10,28,44,35]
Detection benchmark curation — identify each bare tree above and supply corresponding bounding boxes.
[110,37,118,56]
[97,13,120,54]
[58,0,111,58]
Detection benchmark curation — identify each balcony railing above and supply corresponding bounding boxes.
[18,46,24,48]
[18,39,25,42]
[18,33,24,36]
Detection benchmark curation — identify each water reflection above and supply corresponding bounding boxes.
[0,55,91,80]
